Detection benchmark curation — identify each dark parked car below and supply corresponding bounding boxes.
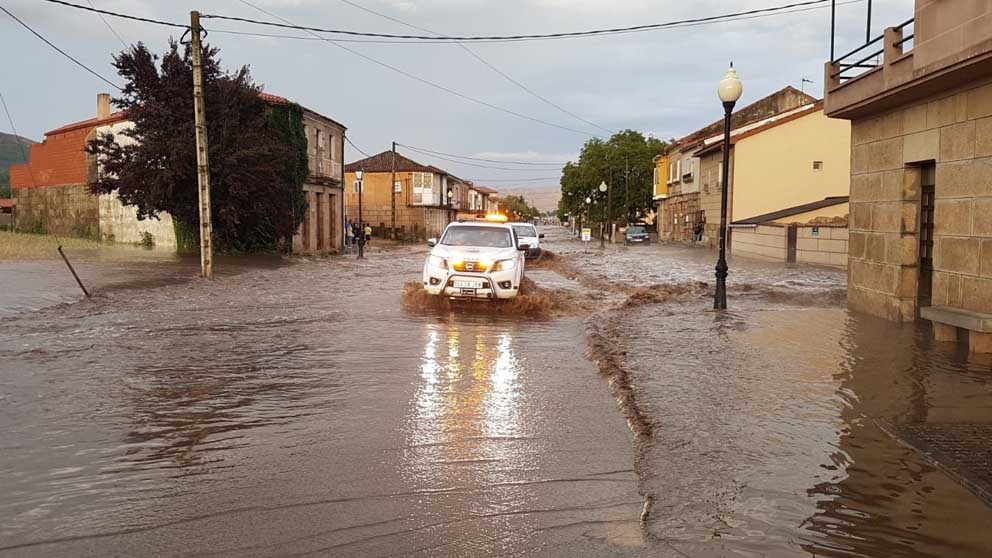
[624,226,650,245]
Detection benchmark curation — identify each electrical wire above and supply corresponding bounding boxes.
[232,0,598,138]
[85,0,128,48]
[207,0,865,45]
[202,0,834,42]
[39,0,187,28]
[465,176,561,182]
[0,4,122,91]
[395,144,567,166]
[399,145,567,171]
[334,0,612,135]
[345,136,371,158]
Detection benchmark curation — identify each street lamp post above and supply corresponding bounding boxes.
[356,168,365,259]
[714,65,743,310]
[599,181,608,248]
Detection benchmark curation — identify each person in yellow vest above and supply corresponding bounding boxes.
[363,223,373,246]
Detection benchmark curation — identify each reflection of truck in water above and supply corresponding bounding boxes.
[422,218,528,301]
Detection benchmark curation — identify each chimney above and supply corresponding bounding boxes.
[97,93,111,120]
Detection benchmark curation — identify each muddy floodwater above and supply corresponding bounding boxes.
[2,228,991,557]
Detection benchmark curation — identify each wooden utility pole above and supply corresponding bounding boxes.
[190,11,214,279]
[391,141,397,240]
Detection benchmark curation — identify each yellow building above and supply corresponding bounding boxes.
[650,155,670,232]
[690,101,851,264]
[344,151,460,240]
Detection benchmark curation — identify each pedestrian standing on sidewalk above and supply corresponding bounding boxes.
[693,222,704,244]
[345,219,354,248]
[363,223,373,247]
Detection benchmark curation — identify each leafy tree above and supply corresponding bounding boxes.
[86,41,307,252]
[500,194,540,222]
[556,130,666,225]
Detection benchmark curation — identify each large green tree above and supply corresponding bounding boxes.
[557,130,666,225]
[500,194,540,222]
[86,41,308,252]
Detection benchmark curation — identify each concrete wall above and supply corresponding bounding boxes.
[796,225,849,266]
[848,77,992,321]
[98,193,177,247]
[731,225,787,260]
[732,223,849,266]
[12,184,99,237]
[733,110,852,221]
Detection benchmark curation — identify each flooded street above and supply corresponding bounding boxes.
[2,228,991,556]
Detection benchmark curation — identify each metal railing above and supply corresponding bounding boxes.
[830,17,914,83]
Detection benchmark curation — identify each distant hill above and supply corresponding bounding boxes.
[0,132,35,196]
[493,184,561,212]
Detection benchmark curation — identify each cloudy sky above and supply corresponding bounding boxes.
[2,0,909,189]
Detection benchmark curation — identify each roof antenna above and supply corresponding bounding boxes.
[801,77,814,94]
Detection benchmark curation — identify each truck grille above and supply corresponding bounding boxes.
[452,261,489,272]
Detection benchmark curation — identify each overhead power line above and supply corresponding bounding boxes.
[1,4,122,90]
[39,0,187,28]
[232,0,598,138]
[334,0,612,135]
[201,0,834,42]
[396,144,567,166]
[399,145,566,171]
[208,0,864,45]
[85,0,128,48]
[466,176,561,182]
[345,136,371,158]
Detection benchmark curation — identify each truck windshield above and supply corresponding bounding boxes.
[511,224,537,238]
[628,227,645,234]
[441,226,512,248]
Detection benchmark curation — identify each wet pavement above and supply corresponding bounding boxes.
[0,239,649,557]
[2,228,992,556]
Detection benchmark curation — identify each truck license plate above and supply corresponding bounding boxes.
[454,280,484,289]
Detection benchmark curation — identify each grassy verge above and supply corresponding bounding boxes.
[0,231,105,260]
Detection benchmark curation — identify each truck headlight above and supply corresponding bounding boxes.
[492,258,516,272]
[428,255,448,269]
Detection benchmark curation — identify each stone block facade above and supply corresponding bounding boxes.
[12,184,99,237]
[847,78,992,322]
[345,203,454,240]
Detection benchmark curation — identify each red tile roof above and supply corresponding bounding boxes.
[46,111,127,136]
[259,92,291,105]
[345,151,440,174]
[0,198,15,209]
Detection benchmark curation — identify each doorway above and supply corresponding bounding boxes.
[918,164,936,306]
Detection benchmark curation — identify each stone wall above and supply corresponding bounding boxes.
[345,204,453,240]
[848,77,992,321]
[12,184,99,237]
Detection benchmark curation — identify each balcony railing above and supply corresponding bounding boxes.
[830,17,914,84]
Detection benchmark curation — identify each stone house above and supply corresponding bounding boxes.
[11,92,346,254]
[261,93,347,254]
[824,0,992,351]
[343,152,502,240]
[345,151,457,240]
[9,94,125,238]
